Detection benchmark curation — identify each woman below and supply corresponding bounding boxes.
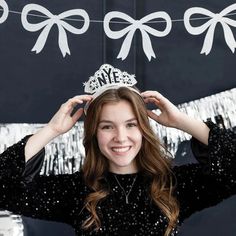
[1,73,236,235]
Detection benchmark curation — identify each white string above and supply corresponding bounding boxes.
[0,8,236,24]
[1,4,236,59]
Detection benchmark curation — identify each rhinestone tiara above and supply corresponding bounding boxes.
[83,64,137,99]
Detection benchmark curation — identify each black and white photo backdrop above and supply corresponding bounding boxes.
[0,0,236,235]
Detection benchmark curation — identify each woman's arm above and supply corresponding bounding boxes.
[141,90,210,145]
[25,95,92,162]
[141,91,236,221]
[0,171,86,225]
[172,112,210,145]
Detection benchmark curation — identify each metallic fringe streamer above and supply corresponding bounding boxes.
[0,210,23,236]
[0,88,235,175]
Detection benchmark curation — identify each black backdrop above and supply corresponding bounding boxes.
[1,0,236,235]
[1,0,236,123]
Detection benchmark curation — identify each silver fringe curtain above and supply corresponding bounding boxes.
[0,88,235,176]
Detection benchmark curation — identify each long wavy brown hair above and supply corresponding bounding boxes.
[82,87,179,236]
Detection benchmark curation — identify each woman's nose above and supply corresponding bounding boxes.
[113,127,127,143]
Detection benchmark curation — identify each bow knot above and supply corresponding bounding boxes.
[21,4,90,57]
[133,20,142,29]
[104,11,172,61]
[214,13,222,21]
[51,15,60,22]
[184,3,236,55]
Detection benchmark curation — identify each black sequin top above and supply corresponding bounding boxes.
[1,122,236,236]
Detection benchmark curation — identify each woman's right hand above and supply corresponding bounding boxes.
[25,95,92,162]
[46,95,93,136]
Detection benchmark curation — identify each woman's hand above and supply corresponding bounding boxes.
[141,90,210,145]
[25,95,92,162]
[141,90,183,128]
[46,95,93,136]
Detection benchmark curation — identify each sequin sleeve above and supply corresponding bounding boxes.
[174,122,236,223]
[0,136,30,180]
[0,137,88,225]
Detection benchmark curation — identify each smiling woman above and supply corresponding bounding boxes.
[0,64,236,236]
[96,100,143,174]
[82,87,179,235]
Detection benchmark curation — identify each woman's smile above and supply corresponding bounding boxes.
[96,100,142,174]
[111,146,132,154]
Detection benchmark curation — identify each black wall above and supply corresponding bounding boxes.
[1,0,236,122]
[1,0,236,235]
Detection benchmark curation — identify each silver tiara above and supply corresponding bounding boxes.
[83,64,137,98]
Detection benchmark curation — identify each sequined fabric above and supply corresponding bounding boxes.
[0,122,236,235]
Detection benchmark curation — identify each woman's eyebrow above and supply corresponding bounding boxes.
[98,120,113,124]
[99,118,137,124]
[125,118,137,122]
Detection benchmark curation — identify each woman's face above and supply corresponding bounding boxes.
[96,100,143,174]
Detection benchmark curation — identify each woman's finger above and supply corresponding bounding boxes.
[141,91,164,100]
[143,97,166,113]
[61,95,93,114]
[143,97,160,105]
[147,110,161,123]
[71,108,84,123]
[66,95,93,105]
[71,95,93,103]
[60,101,77,115]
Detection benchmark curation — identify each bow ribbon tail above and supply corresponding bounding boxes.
[200,22,217,55]
[32,22,53,53]
[57,23,70,57]
[117,29,136,60]
[140,29,156,61]
[221,22,236,53]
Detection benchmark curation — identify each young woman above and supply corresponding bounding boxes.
[0,85,236,236]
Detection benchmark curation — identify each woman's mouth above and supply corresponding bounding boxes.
[111,146,131,153]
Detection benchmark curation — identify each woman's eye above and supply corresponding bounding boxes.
[127,123,137,128]
[101,125,113,130]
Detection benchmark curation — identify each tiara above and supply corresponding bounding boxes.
[83,64,137,99]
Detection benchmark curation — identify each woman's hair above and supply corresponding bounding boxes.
[82,87,179,236]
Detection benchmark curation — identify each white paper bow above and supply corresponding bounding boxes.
[184,4,236,55]
[104,11,172,61]
[0,0,9,24]
[21,4,90,57]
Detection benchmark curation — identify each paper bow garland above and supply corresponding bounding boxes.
[21,4,90,57]
[1,1,236,59]
[184,3,236,55]
[104,11,172,61]
[0,0,8,24]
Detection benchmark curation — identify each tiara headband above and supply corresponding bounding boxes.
[83,64,138,99]
[83,64,140,114]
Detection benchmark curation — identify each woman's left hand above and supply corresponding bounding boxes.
[141,90,183,128]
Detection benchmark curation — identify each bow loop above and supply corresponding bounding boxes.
[0,0,9,24]
[104,11,172,61]
[21,4,90,57]
[184,3,236,55]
